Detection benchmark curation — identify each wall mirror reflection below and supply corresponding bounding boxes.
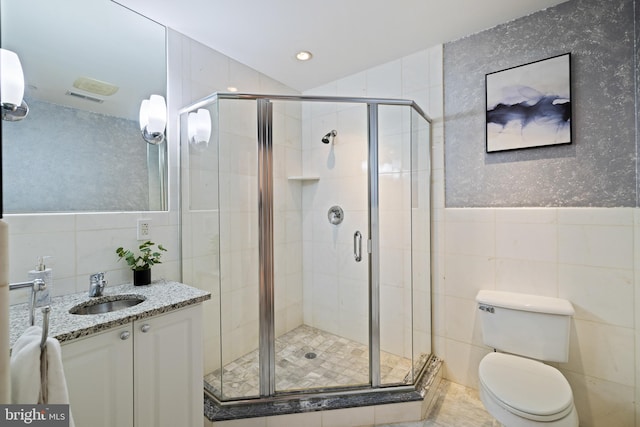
[1,0,167,213]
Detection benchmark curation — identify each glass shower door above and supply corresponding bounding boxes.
[184,93,432,403]
[272,100,371,393]
[376,104,432,385]
[205,98,261,400]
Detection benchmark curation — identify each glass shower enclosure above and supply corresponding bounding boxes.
[180,93,432,403]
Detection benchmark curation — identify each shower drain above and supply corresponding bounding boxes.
[304,352,317,359]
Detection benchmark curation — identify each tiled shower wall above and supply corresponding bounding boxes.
[187,97,306,370]
[302,45,443,360]
[272,101,305,340]
[175,33,301,373]
[299,100,371,348]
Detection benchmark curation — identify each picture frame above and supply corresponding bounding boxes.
[485,53,572,153]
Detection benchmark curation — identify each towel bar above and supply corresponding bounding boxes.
[9,279,51,349]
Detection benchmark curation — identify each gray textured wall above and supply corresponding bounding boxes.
[444,0,637,207]
[636,0,640,206]
[3,98,152,212]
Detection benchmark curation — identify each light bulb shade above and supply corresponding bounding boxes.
[139,95,166,144]
[139,95,166,133]
[187,111,198,142]
[0,48,25,107]
[139,99,149,131]
[188,108,212,145]
[146,94,166,134]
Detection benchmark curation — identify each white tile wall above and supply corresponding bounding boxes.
[6,211,181,305]
[436,207,638,426]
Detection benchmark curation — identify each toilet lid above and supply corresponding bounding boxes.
[479,353,574,420]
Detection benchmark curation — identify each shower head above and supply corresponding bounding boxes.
[322,129,337,144]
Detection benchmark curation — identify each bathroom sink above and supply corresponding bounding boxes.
[69,294,146,315]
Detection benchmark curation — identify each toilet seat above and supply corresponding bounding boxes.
[479,352,574,422]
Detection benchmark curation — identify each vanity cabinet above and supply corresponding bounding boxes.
[134,305,203,427]
[62,324,134,427]
[61,305,203,427]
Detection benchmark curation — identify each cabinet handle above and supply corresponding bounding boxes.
[120,331,130,340]
[141,324,151,333]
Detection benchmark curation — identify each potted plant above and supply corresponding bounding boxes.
[116,240,167,286]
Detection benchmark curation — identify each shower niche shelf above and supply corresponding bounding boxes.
[287,176,320,182]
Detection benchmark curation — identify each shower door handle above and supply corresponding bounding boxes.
[354,231,362,262]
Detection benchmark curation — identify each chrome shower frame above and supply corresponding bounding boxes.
[180,92,433,405]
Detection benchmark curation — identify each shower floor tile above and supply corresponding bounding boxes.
[205,324,415,400]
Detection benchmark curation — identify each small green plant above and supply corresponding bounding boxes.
[116,241,167,271]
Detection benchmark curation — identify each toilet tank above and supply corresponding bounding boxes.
[476,290,575,363]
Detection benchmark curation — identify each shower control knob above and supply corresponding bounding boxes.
[328,205,344,225]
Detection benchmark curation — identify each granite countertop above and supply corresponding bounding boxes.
[9,279,211,347]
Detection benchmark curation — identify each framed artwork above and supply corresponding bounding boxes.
[485,53,572,153]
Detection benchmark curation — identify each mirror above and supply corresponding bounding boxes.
[1,0,167,213]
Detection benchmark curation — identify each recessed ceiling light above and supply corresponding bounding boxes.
[227,86,238,92]
[296,51,313,61]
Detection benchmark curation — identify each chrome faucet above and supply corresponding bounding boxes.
[89,272,107,297]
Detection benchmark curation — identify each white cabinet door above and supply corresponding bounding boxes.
[62,324,134,427]
[133,305,203,427]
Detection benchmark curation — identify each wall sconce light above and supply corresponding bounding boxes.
[139,94,166,145]
[1,48,29,121]
[188,108,212,147]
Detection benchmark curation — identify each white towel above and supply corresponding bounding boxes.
[10,326,75,427]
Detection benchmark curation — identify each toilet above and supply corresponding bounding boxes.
[476,290,579,427]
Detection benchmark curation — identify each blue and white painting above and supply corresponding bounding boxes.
[486,53,571,152]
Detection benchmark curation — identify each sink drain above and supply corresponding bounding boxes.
[304,352,317,359]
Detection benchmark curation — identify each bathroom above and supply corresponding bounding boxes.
[2,0,639,426]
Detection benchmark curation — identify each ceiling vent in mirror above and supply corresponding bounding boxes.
[65,91,104,103]
[72,77,119,96]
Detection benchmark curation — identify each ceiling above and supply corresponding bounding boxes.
[114,0,568,92]
[1,0,568,121]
